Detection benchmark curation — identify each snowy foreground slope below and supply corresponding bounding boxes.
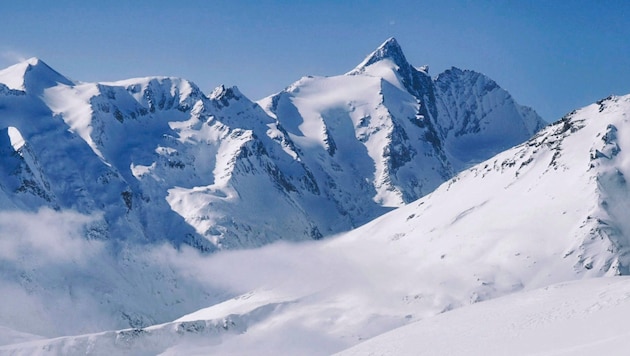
[0,39,544,251]
[6,278,630,356]
[338,277,630,356]
[3,94,630,354]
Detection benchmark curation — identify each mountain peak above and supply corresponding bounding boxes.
[210,85,243,100]
[376,37,401,52]
[209,85,249,109]
[348,37,411,75]
[0,57,73,92]
[24,57,41,66]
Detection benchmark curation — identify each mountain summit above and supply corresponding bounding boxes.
[347,37,425,99]
[261,38,545,210]
[0,57,73,93]
[348,37,412,74]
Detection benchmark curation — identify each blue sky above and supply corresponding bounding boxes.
[1,0,629,121]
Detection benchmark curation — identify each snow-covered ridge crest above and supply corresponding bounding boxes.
[210,84,242,100]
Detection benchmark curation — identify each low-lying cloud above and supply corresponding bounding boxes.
[0,209,103,266]
[0,208,419,352]
[0,209,218,339]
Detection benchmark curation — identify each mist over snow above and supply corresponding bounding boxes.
[0,209,107,335]
[0,218,423,354]
[0,209,102,265]
[0,208,231,341]
[0,209,383,348]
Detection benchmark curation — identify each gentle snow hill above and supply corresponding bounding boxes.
[337,277,630,356]
[5,94,630,355]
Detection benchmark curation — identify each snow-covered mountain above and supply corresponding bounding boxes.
[0,38,544,252]
[259,38,545,208]
[165,93,630,354]
[4,93,629,355]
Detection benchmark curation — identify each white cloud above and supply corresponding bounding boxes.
[0,208,104,266]
[0,209,113,337]
[0,209,405,344]
[0,209,224,339]
[0,49,29,68]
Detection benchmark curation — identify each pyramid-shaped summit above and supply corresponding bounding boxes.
[348,37,412,75]
[0,57,73,93]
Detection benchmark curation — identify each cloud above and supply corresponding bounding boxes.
[0,208,104,266]
[0,208,424,347]
[1,49,27,62]
[0,49,29,69]
[154,234,420,320]
[0,209,111,337]
[156,239,358,296]
[0,208,460,352]
[0,209,225,339]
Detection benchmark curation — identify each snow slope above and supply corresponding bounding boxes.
[338,277,630,356]
[3,94,629,355]
[9,278,630,356]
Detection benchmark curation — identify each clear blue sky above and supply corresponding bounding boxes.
[1,0,629,122]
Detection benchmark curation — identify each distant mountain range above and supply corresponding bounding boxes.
[0,38,544,250]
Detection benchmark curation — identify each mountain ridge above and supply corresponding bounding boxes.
[0,38,545,250]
